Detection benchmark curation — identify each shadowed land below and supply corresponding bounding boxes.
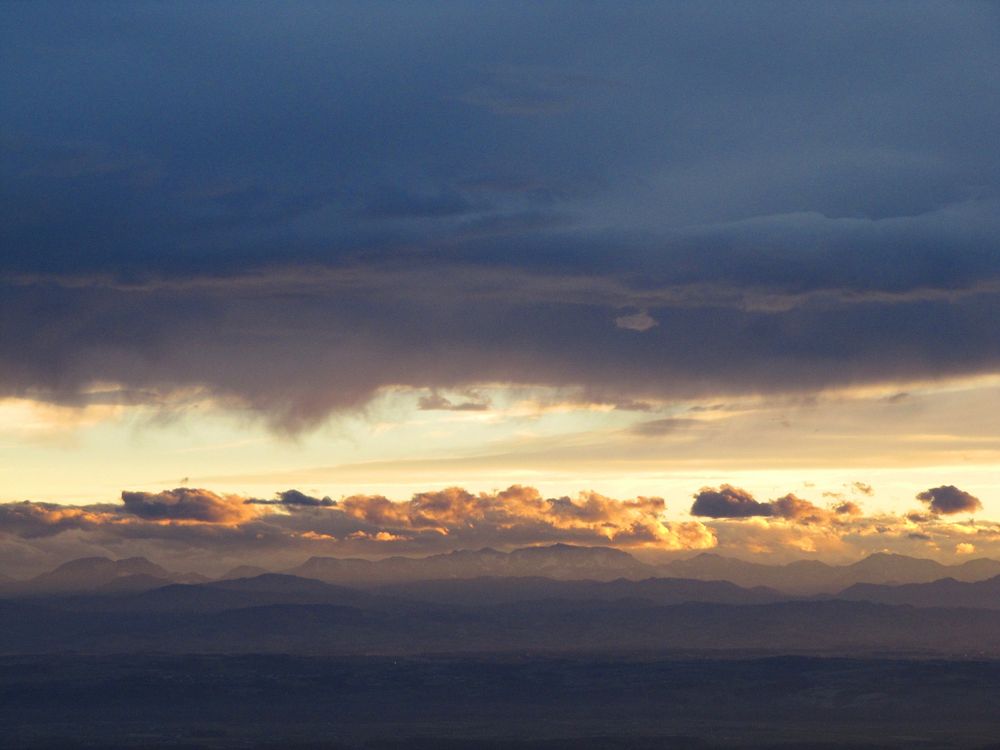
[4,653,1000,749]
[4,547,1000,747]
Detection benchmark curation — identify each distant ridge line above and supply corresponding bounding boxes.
[6,544,999,596]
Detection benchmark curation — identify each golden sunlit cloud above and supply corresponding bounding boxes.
[3,479,1000,578]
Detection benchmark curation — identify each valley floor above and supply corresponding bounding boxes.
[3,653,1000,749]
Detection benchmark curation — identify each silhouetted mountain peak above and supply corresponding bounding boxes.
[653,551,1000,594]
[96,574,174,594]
[219,565,270,580]
[284,544,653,586]
[42,556,167,578]
[848,553,944,581]
[505,544,650,579]
[786,559,831,571]
[296,547,998,595]
[25,556,184,593]
[852,552,943,567]
[837,573,1000,609]
[855,552,928,566]
[207,573,359,597]
[509,543,635,561]
[440,547,506,559]
[298,555,370,566]
[953,557,1000,578]
[48,556,112,572]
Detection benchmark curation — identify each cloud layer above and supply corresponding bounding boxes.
[0,485,716,576]
[0,482,994,578]
[121,488,257,523]
[2,3,999,431]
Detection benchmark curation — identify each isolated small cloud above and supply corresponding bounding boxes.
[916,485,983,515]
[279,489,335,507]
[248,489,336,507]
[691,485,773,518]
[955,542,976,555]
[834,501,863,516]
[614,310,658,332]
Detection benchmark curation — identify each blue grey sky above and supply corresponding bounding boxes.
[4,2,999,428]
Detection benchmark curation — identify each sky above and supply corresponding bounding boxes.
[2,1,1000,575]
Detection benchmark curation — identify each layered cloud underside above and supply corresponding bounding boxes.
[4,233,1000,433]
[0,483,991,577]
[2,3,1000,431]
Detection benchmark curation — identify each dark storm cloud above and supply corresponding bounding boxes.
[2,2,1000,427]
[247,489,336,508]
[276,489,335,507]
[916,486,983,515]
[6,266,999,433]
[121,488,256,523]
[691,487,842,524]
[691,486,774,519]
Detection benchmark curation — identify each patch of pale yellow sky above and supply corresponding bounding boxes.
[1,375,997,519]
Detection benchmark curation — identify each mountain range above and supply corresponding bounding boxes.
[5,545,1000,595]
[836,575,1000,610]
[5,555,209,594]
[659,551,1000,593]
[287,543,651,586]
[2,545,1000,658]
